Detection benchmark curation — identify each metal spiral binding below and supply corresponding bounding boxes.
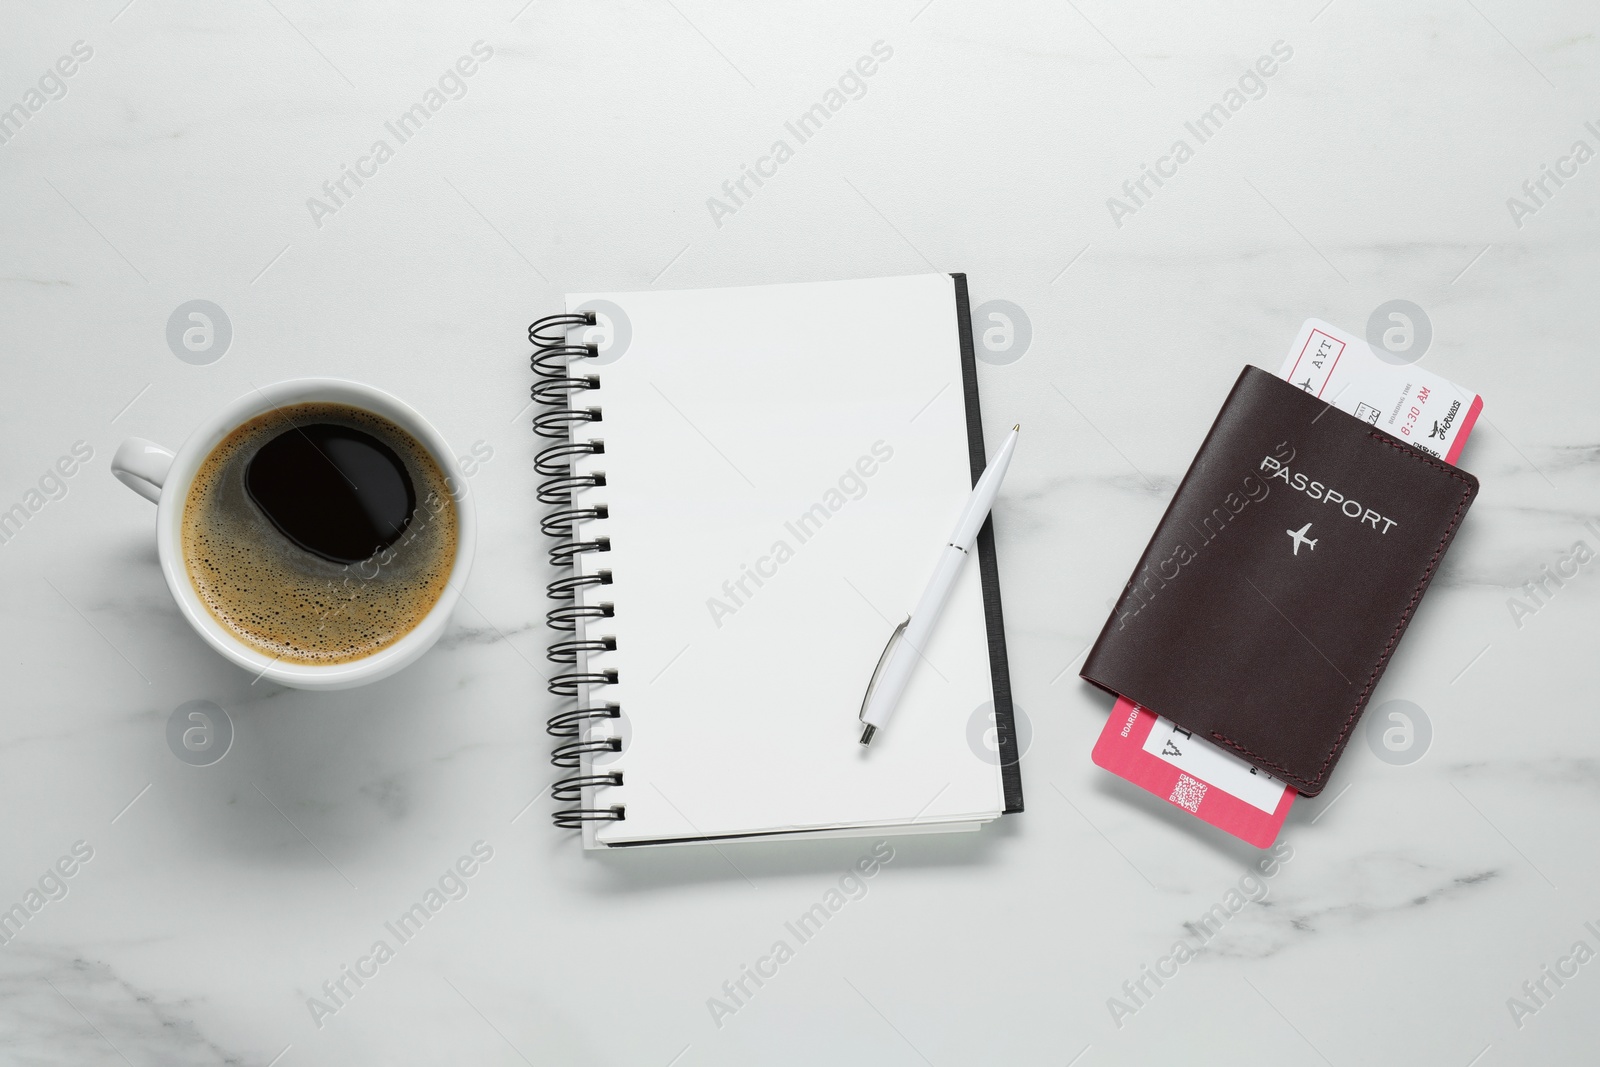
[530,311,625,830]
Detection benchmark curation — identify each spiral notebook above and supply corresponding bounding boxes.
[530,273,1021,848]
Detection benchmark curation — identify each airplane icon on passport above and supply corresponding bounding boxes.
[1286,523,1317,556]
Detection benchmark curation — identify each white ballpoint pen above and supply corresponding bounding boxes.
[859,424,1019,746]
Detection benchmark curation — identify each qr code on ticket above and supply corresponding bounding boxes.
[1168,773,1207,813]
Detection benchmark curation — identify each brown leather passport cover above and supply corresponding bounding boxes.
[1080,365,1478,796]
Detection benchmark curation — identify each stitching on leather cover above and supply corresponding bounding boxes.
[1208,432,1476,792]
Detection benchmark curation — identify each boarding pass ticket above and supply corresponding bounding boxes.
[1279,318,1482,464]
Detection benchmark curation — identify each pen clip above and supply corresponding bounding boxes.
[858,615,911,723]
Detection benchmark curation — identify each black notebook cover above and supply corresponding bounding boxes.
[1080,365,1478,796]
[952,274,1024,814]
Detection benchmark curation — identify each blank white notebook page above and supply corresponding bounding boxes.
[564,274,1004,845]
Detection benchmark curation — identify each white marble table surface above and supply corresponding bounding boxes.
[3,0,1598,1063]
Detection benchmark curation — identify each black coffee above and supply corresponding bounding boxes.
[245,422,416,565]
[181,402,458,665]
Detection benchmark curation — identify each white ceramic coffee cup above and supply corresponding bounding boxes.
[111,378,477,690]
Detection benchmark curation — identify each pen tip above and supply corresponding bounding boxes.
[1012,423,1021,432]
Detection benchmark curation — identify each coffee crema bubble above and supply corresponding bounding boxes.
[181,402,458,666]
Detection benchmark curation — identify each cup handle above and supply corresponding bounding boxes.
[112,438,175,504]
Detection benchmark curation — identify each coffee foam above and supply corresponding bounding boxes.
[180,402,458,666]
